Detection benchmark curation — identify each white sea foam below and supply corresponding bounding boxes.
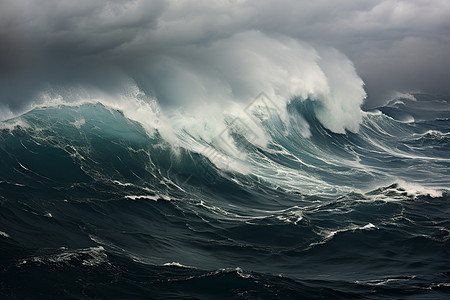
[163,262,193,268]
[361,223,376,230]
[125,195,160,201]
[71,118,85,129]
[125,193,171,201]
[0,118,29,131]
[0,231,10,238]
[112,180,134,187]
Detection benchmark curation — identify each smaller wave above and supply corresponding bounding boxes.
[377,93,450,122]
[366,182,445,199]
[125,195,170,201]
[412,130,450,144]
[356,275,417,286]
[163,262,194,269]
[309,222,377,249]
[18,246,108,267]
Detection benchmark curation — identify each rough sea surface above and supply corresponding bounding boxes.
[0,94,449,299]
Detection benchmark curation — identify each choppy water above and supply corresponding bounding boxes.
[0,94,449,299]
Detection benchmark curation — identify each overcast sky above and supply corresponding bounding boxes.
[1,0,449,112]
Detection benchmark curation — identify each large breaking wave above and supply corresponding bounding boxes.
[0,31,370,188]
[1,92,448,196]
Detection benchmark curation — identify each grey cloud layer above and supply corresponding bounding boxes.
[1,0,449,110]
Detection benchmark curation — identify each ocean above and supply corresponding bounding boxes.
[0,93,449,299]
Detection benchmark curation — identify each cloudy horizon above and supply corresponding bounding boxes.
[1,0,449,114]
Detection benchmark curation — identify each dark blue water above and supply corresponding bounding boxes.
[0,94,449,299]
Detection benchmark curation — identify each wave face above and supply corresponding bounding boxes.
[1,93,449,299]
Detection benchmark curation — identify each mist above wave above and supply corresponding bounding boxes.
[139,31,365,133]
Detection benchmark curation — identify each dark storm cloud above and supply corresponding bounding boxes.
[1,0,449,112]
[0,0,167,109]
